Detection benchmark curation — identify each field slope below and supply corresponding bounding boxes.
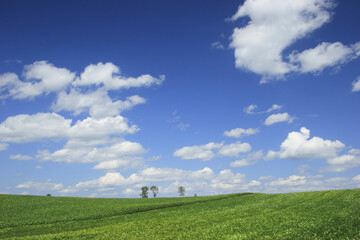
[0,189,359,239]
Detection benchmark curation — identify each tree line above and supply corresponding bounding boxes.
[140,185,188,198]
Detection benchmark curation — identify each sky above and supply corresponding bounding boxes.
[0,0,359,198]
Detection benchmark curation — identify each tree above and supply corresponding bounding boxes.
[178,186,185,197]
[194,193,197,197]
[46,193,51,197]
[140,186,149,198]
[150,186,159,198]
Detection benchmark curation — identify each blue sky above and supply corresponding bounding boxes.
[0,0,359,197]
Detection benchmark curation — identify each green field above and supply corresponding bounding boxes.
[1,189,359,239]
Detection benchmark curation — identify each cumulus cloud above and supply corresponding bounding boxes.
[217,141,251,158]
[62,167,260,196]
[173,142,223,161]
[224,128,259,138]
[265,127,345,160]
[289,42,360,73]
[269,175,307,187]
[230,0,334,81]
[72,62,164,90]
[63,167,215,193]
[67,116,139,146]
[0,113,137,146]
[52,89,146,119]
[37,140,146,164]
[0,113,71,143]
[321,149,360,172]
[263,174,360,193]
[92,157,145,171]
[264,113,294,125]
[230,150,263,167]
[0,61,75,99]
[352,76,360,92]
[174,141,251,161]
[16,180,63,191]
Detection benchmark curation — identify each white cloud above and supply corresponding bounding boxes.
[53,89,146,119]
[0,61,75,99]
[217,141,251,157]
[84,141,147,162]
[210,169,258,192]
[173,142,223,161]
[92,157,144,171]
[243,104,257,114]
[67,116,139,146]
[0,113,71,143]
[352,76,360,92]
[266,104,282,113]
[321,149,360,172]
[75,172,126,189]
[264,112,294,125]
[289,42,359,73]
[123,188,137,195]
[23,61,75,92]
[10,154,33,161]
[16,180,63,191]
[265,127,345,160]
[224,128,259,138]
[230,150,263,167]
[353,175,360,181]
[174,141,251,161]
[37,140,146,164]
[270,175,307,186]
[64,167,215,193]
[230,0,334,81]
[0,113,137,146]
[72,62,164,90]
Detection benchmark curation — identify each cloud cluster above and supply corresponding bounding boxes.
[0,61,75,99]
[0,61,164,171]
[229,0,360,83]
[243,104,282,114]
[230,150,263,167]
[73,62,164,90]
[173,141,251,161]
[60,167,260,196]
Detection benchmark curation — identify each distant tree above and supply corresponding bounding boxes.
[178,186,185,197]
[194,193,197,197]
[46,193,51,197]
[150,186,159,198]
[140,186,149,198]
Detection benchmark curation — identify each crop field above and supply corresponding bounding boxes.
[0,189,359,239]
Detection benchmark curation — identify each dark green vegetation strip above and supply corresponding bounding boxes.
[1,189,359,239]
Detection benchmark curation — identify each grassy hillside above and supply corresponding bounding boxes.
[0,189,359,239]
